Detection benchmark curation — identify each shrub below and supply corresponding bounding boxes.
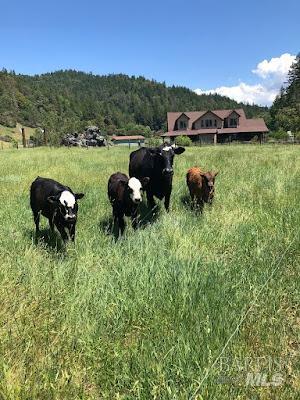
[175,135,193,147]
[11,138,18,148]
[147,137,161,147]
[294,131,300,140]
[268,130,289,141]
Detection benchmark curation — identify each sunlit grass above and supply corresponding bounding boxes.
[0,145,299,399]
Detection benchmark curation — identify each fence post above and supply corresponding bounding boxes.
[43,129,47,146]
[21,127,26,148]
[214,132,218,145]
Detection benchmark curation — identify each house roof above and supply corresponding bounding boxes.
[165,109,268,136]
[162,118,269,137]
[168,109,246,131]
[111,135,145,141]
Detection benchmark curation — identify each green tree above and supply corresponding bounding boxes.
[270,53,300,132]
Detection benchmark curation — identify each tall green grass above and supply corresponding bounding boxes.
[0,145,299,399]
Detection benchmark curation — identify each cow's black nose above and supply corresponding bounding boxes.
[163,168,173,175]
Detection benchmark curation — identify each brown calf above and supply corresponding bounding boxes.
[186,167,218,208]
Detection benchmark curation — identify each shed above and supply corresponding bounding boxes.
[111,135,145,146]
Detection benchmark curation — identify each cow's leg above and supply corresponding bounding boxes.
[164,191,171,212]
[146,191,156,210]
[48,217,54,233]
[191,191,198,209]
[188,187,195,202]
[69,223,76,242]
[33,211,40,234]
[55,223,68,241]
[131,207,139,230]
[118,215,125,236]
[113,209,125,237]
[197,198,204,212]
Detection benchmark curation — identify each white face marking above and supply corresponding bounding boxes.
[162,146,172,152]
[59,191,76,208]
[59,190,76,220]
[128,177,143,203]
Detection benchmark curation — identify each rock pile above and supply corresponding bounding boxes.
[61,126,106,147]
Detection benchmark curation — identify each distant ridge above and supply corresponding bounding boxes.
[0,69,268,134]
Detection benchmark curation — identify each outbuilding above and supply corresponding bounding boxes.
[111,135,145,146]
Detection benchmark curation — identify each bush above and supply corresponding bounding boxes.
[268,130,289,141]
[175,135,193,147]
[294,131,300,140]
[11,138,18,148]
[147,137,161,147]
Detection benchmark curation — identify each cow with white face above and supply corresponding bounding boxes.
[108,172,149,236]
[129,143,185,211]
[30,177,84,241]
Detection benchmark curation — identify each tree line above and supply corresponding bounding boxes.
[269,53,300,138]
[0,69,267,144]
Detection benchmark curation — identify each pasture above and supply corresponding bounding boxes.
[0,145,299,399]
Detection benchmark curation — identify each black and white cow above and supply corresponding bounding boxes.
[129,143,185,211]
[30,177,84,241]
[108,172,149,236]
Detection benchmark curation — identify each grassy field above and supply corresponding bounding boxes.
[0,145,299,399]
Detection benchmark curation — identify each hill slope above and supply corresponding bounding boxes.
[0,69,267,137]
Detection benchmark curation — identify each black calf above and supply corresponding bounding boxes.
[108,172,149,236]
[30,177,84,241]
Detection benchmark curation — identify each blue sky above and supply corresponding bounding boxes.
[1,0,299,105]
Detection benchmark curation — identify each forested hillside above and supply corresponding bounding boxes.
[0,69,267,142]
[270,53,300,134]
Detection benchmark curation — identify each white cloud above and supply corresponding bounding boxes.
[194,83,278,105]
[194,53,296,106]
[252,53,296,80]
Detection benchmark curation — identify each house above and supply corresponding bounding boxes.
[111,135,145,146]
[161,109,269,144]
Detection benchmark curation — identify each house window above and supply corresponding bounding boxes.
[230,118,237,126]
[202,118,215,128]
[179,121,186,129]
[179,120,187,129]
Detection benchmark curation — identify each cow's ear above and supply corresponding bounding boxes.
[174,146,185,155]
[75,193,85,200]
[47,195,59,204]
[213,171,219,177]
[141,177,150,189]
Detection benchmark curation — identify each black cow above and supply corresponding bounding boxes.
[129,144,185,211]
[30,177,84,241]
[108,172,149,236]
